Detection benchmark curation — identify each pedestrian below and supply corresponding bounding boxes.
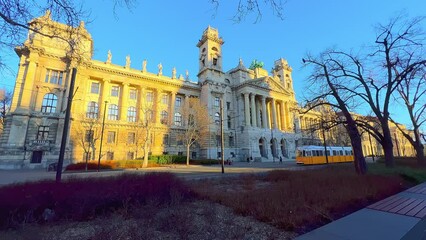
[247,157,250,163]
[279,156,283,164]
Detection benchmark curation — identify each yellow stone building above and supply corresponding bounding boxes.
[0,12,301,169]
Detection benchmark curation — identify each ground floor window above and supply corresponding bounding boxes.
[106,151,114,160]
[127,152,134,160]
[191,151,197,159]
[178,152,183,156]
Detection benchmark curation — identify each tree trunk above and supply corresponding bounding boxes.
[186,145,190,166]
[346,121,367,175]
[381,122,394,167]
[142,142,149,168]
[414,143,425,167]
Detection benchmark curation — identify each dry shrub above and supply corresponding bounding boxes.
[192,165,405,233]
[0,173,193,230]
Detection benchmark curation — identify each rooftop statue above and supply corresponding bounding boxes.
[249,59,264,70]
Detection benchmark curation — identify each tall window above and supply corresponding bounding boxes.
[162,94,169,104]
[106,151,114,160]
[45,69,63,85]
[163,134,169,146]
[146,91,154,102]
[174,112,182,126]
[127,132,135,144]
[111,86,119,97]
[127,152,134,160]
[108,104,119,120]
[188,114,194,126]
[129,89,137,100]
[107,131,116,143]
[214,97,220,107]
[214,112,220,125]
[146,110,153,123]
[175,96,182,107]
[227,115,231,128]
[161,110,168,125]
[229,136,234,147]
[37,126,49,140]
[86,101,99,119]
[226,101,231,109]
[127,106,136,122]
[91,82,100,94]
[41,93,57,113]
[85,130,94,142]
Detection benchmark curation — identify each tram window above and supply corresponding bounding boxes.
[333,150,337,155]
[326,150,330,156]
[340,150,343,155]
[319,150,323,156]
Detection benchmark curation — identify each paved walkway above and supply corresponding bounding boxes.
[297,182,426,240]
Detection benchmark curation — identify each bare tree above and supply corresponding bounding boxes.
[71,115,102,171]
[393,64,426,166]
[302,53,367,174]
[209,0,285,23]
[0,89,12,134]
[176,97,210,166]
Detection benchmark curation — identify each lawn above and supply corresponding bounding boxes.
[1,160,425,239]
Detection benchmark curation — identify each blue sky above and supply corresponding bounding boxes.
[2,0,425,126]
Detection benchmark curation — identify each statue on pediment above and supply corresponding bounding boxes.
[172,67,176,79]
[158,63,163,76]
[125,55,131,68]
[142,59,147,72]
[106,50,112,64]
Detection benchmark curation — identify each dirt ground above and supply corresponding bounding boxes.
[1,200,297,240]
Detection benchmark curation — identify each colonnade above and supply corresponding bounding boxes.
[242,92,292,131]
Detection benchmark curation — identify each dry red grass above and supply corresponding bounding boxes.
[191,165,406,233]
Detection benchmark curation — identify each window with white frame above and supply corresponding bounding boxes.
[108,104,119,120]
[146,91,154,102]
[214,97,220,107]
[111,86,120,97]
[107,131,116,143]
[162,94,169,104]
[91,82,100,94]
[129,88,137,100]
[214,112,220,124]
[45,69,64,85]
[174,112,182,126]
[175,96,182,107]
[86,101,99,119]
[127,106,137,122]
[161,110,168,125]
[41,93,57,113]
[37,126,49,140]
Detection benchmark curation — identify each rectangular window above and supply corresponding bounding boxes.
[127,132,135,144]
[45,69,64,85]
[191,151,197,159]
[229,136,234,147]
[107,131,116,144]
[227,115,232,128]
[213,58,218,66]
[91,82,100,94]
[175,96,182,107]
[111,86,119,97]
[129,89,137,100]
[127,152,134,160]
[146,91,154,102]
[162,94,169,104]
[37,126,49,140]
[163,134,169,146]
[178,151,183,156]
[85,130,94,142]
[106,151,114,160]
[214,97,220,107]
[226,101,231,109]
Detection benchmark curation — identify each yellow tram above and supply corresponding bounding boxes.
[296,145,353,165]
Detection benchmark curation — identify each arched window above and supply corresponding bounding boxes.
[214,112,220,124]
[86,101,99,119]
[41,93,58,113]
[212,47,218,51]
[174,112,182,126]
[188,114,195,126]
[108,104,119,120]
[127,106,136,122]
[161,110,168,125]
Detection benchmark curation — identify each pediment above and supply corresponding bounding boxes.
[249,77,288,94]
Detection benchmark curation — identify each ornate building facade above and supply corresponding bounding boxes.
[0,13,302,169]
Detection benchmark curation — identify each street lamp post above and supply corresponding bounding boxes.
[98,101,108,172]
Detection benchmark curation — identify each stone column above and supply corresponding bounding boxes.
[169,92,176,126]
[271,98,277,129]
[250,93,257,127]
[256,100,261,128]
[244,93,250,126]
[19,53,39,110]
[281,101,287,131]
[261,96,267,128]
[184,94,190,126]
[120,83,129,121]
